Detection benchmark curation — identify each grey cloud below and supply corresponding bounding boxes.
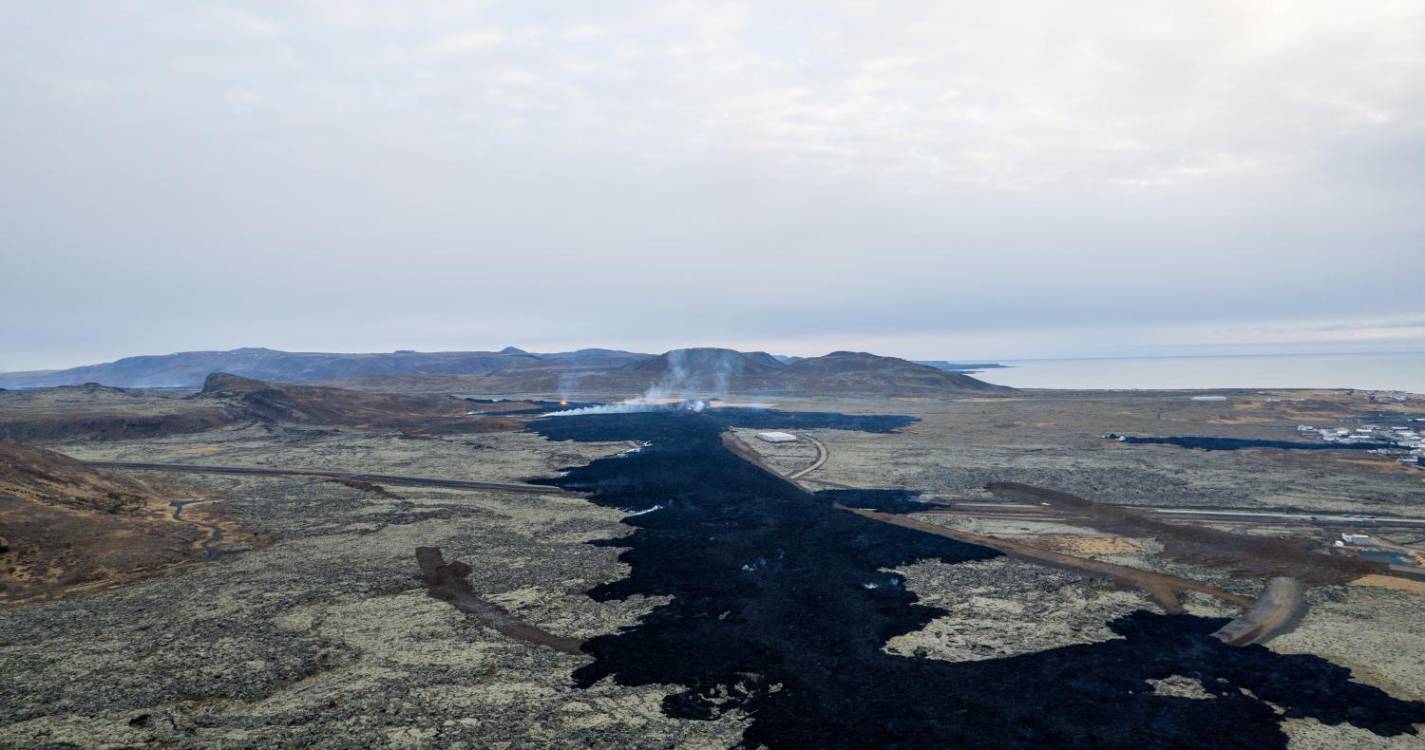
[1,1,1422,369]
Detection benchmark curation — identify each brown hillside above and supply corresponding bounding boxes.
[0,440,229,603]
[0,438,155,513]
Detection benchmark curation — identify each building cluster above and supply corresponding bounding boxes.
[1332,533,1425,570]
[1362,390,1413,404]
[1298,422,1425,467]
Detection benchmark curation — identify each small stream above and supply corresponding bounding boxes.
[169,499,224,560]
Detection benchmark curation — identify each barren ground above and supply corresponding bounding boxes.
[2,387,1423,748]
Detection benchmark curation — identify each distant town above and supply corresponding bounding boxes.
[1298,401,1425,468]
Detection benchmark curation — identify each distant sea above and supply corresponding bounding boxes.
[974,352,1425,393]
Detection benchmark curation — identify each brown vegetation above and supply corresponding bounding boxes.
[838,503,1252,613]
[986,482,1383,585]
[1,437,157,513]
[1028,535,1143,556]
[0,440,221,603]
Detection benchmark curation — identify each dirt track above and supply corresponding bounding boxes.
[762,432,1248,612]
[986,482,1383,584]
[842,503,1308,645]
[760,432,1332,639]
[787,435,828,480]
[922,504,1425,530]
[837,504,1253,611]
[84,461,571,495]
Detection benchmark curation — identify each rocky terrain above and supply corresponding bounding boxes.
[0,375,530,444]
[195,373,521,434]
[2,380,1423,748]
[0,384,231,442]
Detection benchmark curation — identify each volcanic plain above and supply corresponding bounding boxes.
[2,356,1424,749]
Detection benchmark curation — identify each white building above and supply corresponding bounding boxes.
[756,431,798,444]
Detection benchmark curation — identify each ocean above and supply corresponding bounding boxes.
[973,351,1425,392]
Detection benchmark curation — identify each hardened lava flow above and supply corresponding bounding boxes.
[526,406,1425,750]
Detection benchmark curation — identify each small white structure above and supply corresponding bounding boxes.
[1190,395,1228,401]
[1341,533,1374,546]
[756,431,798,444]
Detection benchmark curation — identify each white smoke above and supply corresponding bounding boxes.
[616,442,649,457]
[548,400,651,416]
[621,503,664,517]
[547,397,706,417]
[556,371,579,402]
[548,348,739,416]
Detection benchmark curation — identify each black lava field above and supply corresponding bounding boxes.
[1111,435,1400,451]
[463,398,600,415]
[528,408,1425,749]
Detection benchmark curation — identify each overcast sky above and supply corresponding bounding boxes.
[2,1,1423,370]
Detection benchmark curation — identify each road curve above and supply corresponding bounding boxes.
[787,435,828,481]
[86,461,573,495]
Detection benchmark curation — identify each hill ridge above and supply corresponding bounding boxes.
[2,347,1009,395]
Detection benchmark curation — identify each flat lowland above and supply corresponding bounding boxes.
[2,385,1423,747]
